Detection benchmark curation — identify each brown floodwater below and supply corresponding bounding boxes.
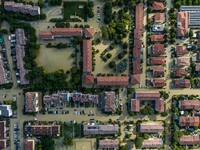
[36,45,74,72]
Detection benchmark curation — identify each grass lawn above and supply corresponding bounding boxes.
[63,2,87,22]
[63,124,82,138]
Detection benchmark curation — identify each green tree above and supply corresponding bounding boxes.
[135,136,144,149]
[109,61,116,68]
[189,30,193,39]
[106,53,112,59]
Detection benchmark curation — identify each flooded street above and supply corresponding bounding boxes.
[36,45,74,72]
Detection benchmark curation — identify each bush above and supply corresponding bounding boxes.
[135,136,144,149]
[161,112,168,117]
[118,53,125,59]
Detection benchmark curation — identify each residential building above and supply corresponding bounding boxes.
[72,92,98,104]
[132,3,143,85]
[96,76,129,86]
[0,105,13,117]
[140,123,164,133]
[25,124,61,136]
[152,78,165,88]
[152,1,165,11]
[84,28,94,38]
[177,12,188,38]
[131,99,140,112]
[175,46,188,56]
[152,44,165,55]
[153,13,165,23]
[150,66,165,77]
[142,138,163,148]
[151,35,164,42]
[151,57,165,65]
[175,57,190,67]
[152,24,164,32]
[180,6,200,27]
[155,99,165,112]
[100,91,116,113]
[135,91,160,100]
[83,40,92,73]
[25,92,40,113]
[84,74,94,85]
[4,1,40,16]
[174,79,190,88]
[179,135,200,145]
[179,100,200,110]
[0,52,7,85]
[0,121,6,150]
[195,63,200,75]
[175,68,187,77]
[83,124,119,136]
[24,139,35,150]
[99,139,119,150]
[15,28,29,85]
[39,31,54,40]
[179,116,199,126]
[51,28,83,37]
[131,91,164,113]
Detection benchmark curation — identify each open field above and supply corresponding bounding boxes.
[63,2,87,22]
[36,45,74,72]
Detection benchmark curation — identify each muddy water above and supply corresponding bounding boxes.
[36,45,74,72]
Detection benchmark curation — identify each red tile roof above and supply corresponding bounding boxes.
[103,92,116,113]
[180,100,200,110]
[195,63,200,72]
[150,66,165,77]
[29,125,61,136]
[135,91,160,100]
[135,3,144,31]
[176,46,188,56]
[140,123,164,133]
[97,76,129,86]
[179,116,199,126]
[154,13,165,23]
[0,121,6,139]
[24,139,35,150]
[155,99,165,112]
[134,29,142,39]
[51,28,82,37]
[153,78,165,88]
[198,39,200,49]
[131,74,141,85]
[176,57,190,66]
[151,35,164,42]
[177,12,188,37]
[84,74,94,85]
[131,99,140,112]
[84,28,94,38]
[152,1,165,11]
[180,135,200,145]
[39,31,53,40]
[25,92,39,113]
[152,44,165,55]
[0,140,6,150]
[133,39,142,74]
[175,68,187,77]
[143,138,163,148]
[151,57,165,65]
[174,79,190,88]
[83,40,92,72]
[99,139,119,149]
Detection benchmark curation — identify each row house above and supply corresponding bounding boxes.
[175,68,188,77]
[100,91,116,113]
[175,45,188,56]
[179,100,200,110]
[98,139,119,150]
[71,92,98,104]
[4,1,40,16]
[177,12,188,38]
[152,44,165,56]
[24,124,60,137]
[142,138,163,149]
[150,66,165,78]
[152,78,165,88]
[173,79,190,88]
[96,76,129,86]
[83,124,119,136]
[179,116,199,127]
[24,139,35,150]
[0,121,7,150]
[131,3,144,85]
[25,92,40,113]
[175,57,190,67]
[152,1,165,11]
[140,123,164,133]
[39,28,94,40]
[179,135,200,146]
